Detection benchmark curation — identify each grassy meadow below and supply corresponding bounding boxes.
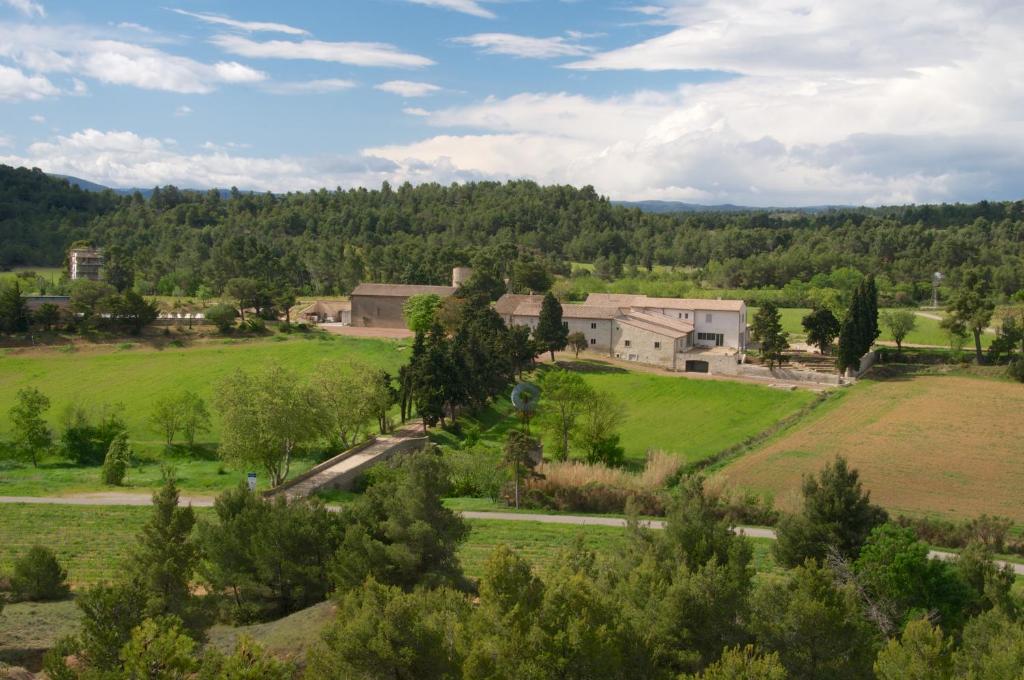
[430,359,820,465]
[0,334,410,495]
[719,373,1024,525]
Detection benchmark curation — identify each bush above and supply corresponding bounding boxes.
[101,431,132,485]
[242,317,266,333]
[10,545,70,601]
[205,303,237,333]
[894,514,1021,555]
[1008,356,1024,382]
[60,403,127,465]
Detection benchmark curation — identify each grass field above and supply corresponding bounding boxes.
[432,360,819,465]
[0,334,409,495]
[749,306,992,349]
[719,374,1024,524]
[573,363,818,463]
[0,267,65,294]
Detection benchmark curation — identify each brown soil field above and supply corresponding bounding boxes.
[719,375,1024,524]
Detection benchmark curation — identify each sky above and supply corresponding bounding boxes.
[0,0,1022,206]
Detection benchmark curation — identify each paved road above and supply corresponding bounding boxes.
[461,512,1019,573]
[4,496,1020,575]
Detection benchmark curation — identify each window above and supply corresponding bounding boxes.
[685,313,689,319]
[654,341,661,349]
[624,340,631,347]
[697,332,725,347]
[590,338,596,345]
[677,313,682,319]
[705,313,713,323]
[591,322,597,329]
[562,321,568,329]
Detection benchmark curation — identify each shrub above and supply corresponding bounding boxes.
[101,432,132,485]
[242,317,266,333]
[205,303,237,333]
[521,451,683,515]
[1008,356,1024,382]
[10,545,70,601]
[894,514,1021,555]
[60,402,127,465]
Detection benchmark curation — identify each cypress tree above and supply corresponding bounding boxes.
[534,292,568,361]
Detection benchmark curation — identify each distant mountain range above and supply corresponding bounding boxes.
[52,173,846,214]
[52,174,239,199]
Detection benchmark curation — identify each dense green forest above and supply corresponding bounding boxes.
[2,164,1022,300]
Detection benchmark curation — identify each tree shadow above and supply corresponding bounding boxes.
[551,359,628,374]
[161,442,219,461]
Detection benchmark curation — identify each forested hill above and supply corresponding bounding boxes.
[0,165,121,267]
[1,163,1022,298]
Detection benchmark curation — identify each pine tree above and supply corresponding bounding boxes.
[0,280,30,334]
[534,291,568,361]
[751,301,789,368]
[130,468,200,626]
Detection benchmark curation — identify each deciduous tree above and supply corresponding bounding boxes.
[538,369,593,461]
[944,268,995,364]
[882,309,917,353]
[802,307,840,354]
[9,386,52,467]
[215,365,323,486]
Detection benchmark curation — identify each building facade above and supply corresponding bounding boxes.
[496,292,748,374]
[69,248,103,281]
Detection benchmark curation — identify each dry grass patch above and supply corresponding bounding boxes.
[719,375,1024,524]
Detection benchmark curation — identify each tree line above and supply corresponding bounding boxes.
[22,452,1024,679]
[3,164,1023,305]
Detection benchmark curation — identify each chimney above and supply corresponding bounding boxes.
[452,266,473,287]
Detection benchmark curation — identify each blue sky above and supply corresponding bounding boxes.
[1,0,1022,205]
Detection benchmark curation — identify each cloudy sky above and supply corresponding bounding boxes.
[1,0,1021,206]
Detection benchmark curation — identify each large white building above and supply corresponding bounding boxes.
[495,292,748,374]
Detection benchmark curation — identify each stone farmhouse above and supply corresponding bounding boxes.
[348,267,473,328]
[496,292,748,374]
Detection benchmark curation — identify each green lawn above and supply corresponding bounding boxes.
[432,362,818,465]
[0,334,409,495]
[571,364,818,463]
[749,306,992,349]
[0,266,65,294]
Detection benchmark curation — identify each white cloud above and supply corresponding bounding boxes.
[30,113,45,122]
[211,34,434,68]
[115,22,152,33]
[405,0,495,19]
[0,128,402,192]
[358,0,1024,205]
[403,107,431,116]
[0,25,269,94]
[375,80,440,97]
[174,105,192,116]
[0,64,58,100]
[264,78,356,94]
[2,0,44,18]
[170,9,310,36]
[452,33,592,58]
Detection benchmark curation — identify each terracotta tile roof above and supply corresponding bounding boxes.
[616,315,691,339]
[584,292,745,312]
[351,283,456,297]
[623,310,694,334]
[584,293,647,306]
[511,302,622,320]
[494,293,540,316]
[642,297,746,312]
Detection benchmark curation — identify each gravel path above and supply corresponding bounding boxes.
[4,495,1019,575]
